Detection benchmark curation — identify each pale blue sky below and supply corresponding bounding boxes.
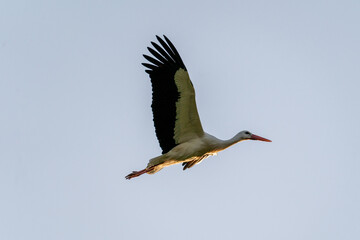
[1,1,359,239]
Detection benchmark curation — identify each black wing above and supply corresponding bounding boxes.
[142,35,186,154]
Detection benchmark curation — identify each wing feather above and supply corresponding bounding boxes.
[141,63,157,70]
[142,35,204,153]
[147,47,167,65]
[151,42,175,63]
[143,54,163,66]
[156,36,177,61]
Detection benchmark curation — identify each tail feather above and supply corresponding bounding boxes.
[147,155,167,167]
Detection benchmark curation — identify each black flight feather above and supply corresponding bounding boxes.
[142,35,187,154]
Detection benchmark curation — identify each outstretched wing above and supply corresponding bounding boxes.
[142,35,204,154]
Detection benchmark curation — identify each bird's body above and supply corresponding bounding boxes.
[147,133,224,173]
[125,36,271,180]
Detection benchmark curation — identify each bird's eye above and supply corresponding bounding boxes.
[245,131,250,135]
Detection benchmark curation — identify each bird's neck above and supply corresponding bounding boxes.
[217,134,245,151]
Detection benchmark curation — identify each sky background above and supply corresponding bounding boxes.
[1,0,360,239]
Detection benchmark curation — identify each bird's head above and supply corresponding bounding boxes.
[237,130,272,142]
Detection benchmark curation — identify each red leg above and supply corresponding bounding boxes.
[125,166,155,180]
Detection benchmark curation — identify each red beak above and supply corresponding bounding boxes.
[251,134,272,142]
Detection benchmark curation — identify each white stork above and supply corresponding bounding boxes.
[125,35,271,180]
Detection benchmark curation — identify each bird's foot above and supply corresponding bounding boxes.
[125,166,155,180]
[125,169,146,180]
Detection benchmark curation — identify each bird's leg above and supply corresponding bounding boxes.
[125,169,147,180]
[125,166,155,180]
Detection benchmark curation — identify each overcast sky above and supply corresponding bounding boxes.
[1,0,360,239]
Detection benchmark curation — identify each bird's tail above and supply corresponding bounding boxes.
[147,154,167,167]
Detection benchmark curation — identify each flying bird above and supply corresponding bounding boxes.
[125,35,271,180]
